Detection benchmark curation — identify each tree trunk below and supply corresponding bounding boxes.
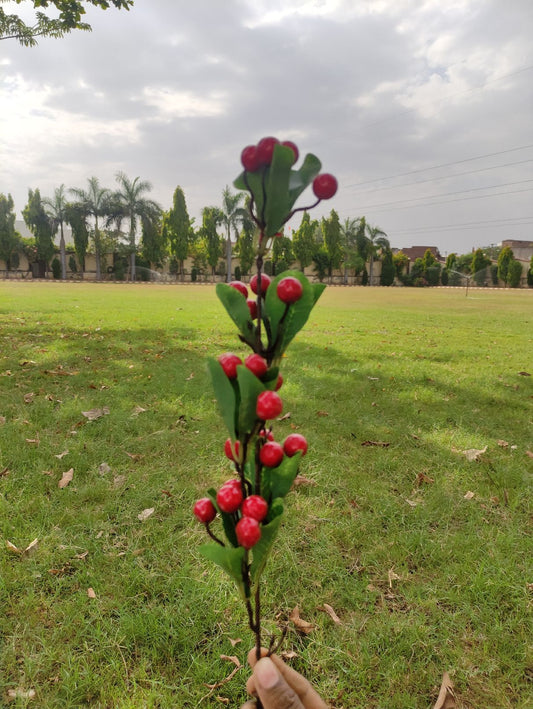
[226,226,232,282]
[130,250,136,282]
[59,222,67,280]
[369,253,374,286]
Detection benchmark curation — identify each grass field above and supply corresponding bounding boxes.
[0,282,532,708]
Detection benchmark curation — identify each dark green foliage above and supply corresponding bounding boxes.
[51,257,61,279]
[507,259,523,288]
[393,251,409,278]
[68,255,77,273]
[312,245,330,282]
[456,252,473,274]
[362,268,368,285]
[441,268,449,286]
[1,0,134,46]
[201,206,222,277]
[272,233,294,275]
[141,214,165,268]
[0,193,21,272]
[491,264,499,286]
[292,211,318,270]
[64,202,89,274]
[380,248,395,286]
[497,246,514,284]
[425,265,441,286]
[528,256,533,287]
[321,209,342,278]
[471,248,492,286]
[22,188,55,267]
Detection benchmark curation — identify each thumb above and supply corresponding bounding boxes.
[253,657,305,709]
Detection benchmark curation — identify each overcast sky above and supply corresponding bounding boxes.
[1,0,532,256]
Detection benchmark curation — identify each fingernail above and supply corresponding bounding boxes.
[255,657,279,690]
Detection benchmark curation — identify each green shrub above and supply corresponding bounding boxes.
[51,257,61,279]
[426,265,441,286]
[191,267,198,282]
[68,255,77,273]
[234,265,241,281]
[441,268,449,286]
[507,259,523,288]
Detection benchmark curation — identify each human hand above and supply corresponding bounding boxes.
[241,647,328,709]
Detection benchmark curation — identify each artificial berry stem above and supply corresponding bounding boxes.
[205,524,225,547]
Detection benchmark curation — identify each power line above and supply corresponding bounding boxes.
[351,179,533,211]
[343,143,533,189]
[390,216,533,234]
[347,158,533,196]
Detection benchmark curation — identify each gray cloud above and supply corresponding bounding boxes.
[1,0,532,255]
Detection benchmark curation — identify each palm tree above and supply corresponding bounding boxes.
[365,223,389,286]
[43,184,68,280]
[113,172,161,281]
[70,177,111,280]
[219,186,249,282]
[340,216,363,284]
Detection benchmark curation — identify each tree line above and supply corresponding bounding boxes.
[0,179,395,284]
[1,180,531,286]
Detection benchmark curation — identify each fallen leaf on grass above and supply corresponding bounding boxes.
[277,412,292,421]
[7,688,36,700]
[1,467,9,477]
[185,372,194,381]
[280,650,299,660]
[81,407,110,421]
[318,603,342,625]
[518,371,531,376]
[113,475,126,488]
[316,410,329,417]
[289,606,315,634]
[204,655,241,690]
[54,450,69,459]
[405,499,418,507]
[292,475,317,488]
[58,468,74,488]
[6,538,39,555]
[461,446,487,461]
[131,405,147,416]
[24,392,35,404]
[0,415,6,425]
[416,472,435,485]
[433,672,456,709]
[526,450,533,459]
[25,436,39,445]
[98,462,111,475]
[228,638,242,647]
[497,440,509,448]
[87,587,96,599]
[126,452,144,462]
[388,569,401,587]
[361,440,390,447]
[138,507,155,522]
[463,491,475,500]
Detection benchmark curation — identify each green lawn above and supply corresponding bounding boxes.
[0,282,532,708]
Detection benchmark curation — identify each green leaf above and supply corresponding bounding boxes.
[263,145,294,237]
[216,282,256,346]
[236,364,265,437]
[234,169,266,224]
[207,357,236,439]
[264,270,315,357]
[312,282,327,305]
[199,544,247,599]
[269,451,302,499]
[261,365,280,391]
[250,505,284,587]
[288,153,321,207]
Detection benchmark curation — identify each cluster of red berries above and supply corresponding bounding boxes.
[228,273,304,322]
[240,136,338,201]
[194,431,307,549]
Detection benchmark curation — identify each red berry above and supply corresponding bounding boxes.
[193,498,217,524]
[283,433,308,457]
[312,173,338,200]
[250,273,271,296]
[229,280,248,298]
[245,353,268,378]
[224,438,241,462]
[275,374,283,391]
[259,441,284,468]
[242,495,268,522]
[256,136,279,166]
[223,478,241,489]
[218,352,242,379]
[256,390,283,420]
[241,145,260,172]
[236,516,262,549]
[247,299,258,319]
[281,140,299,164]
[216,484,243,513]
[277,276,303,304]
[259,428,275,441]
